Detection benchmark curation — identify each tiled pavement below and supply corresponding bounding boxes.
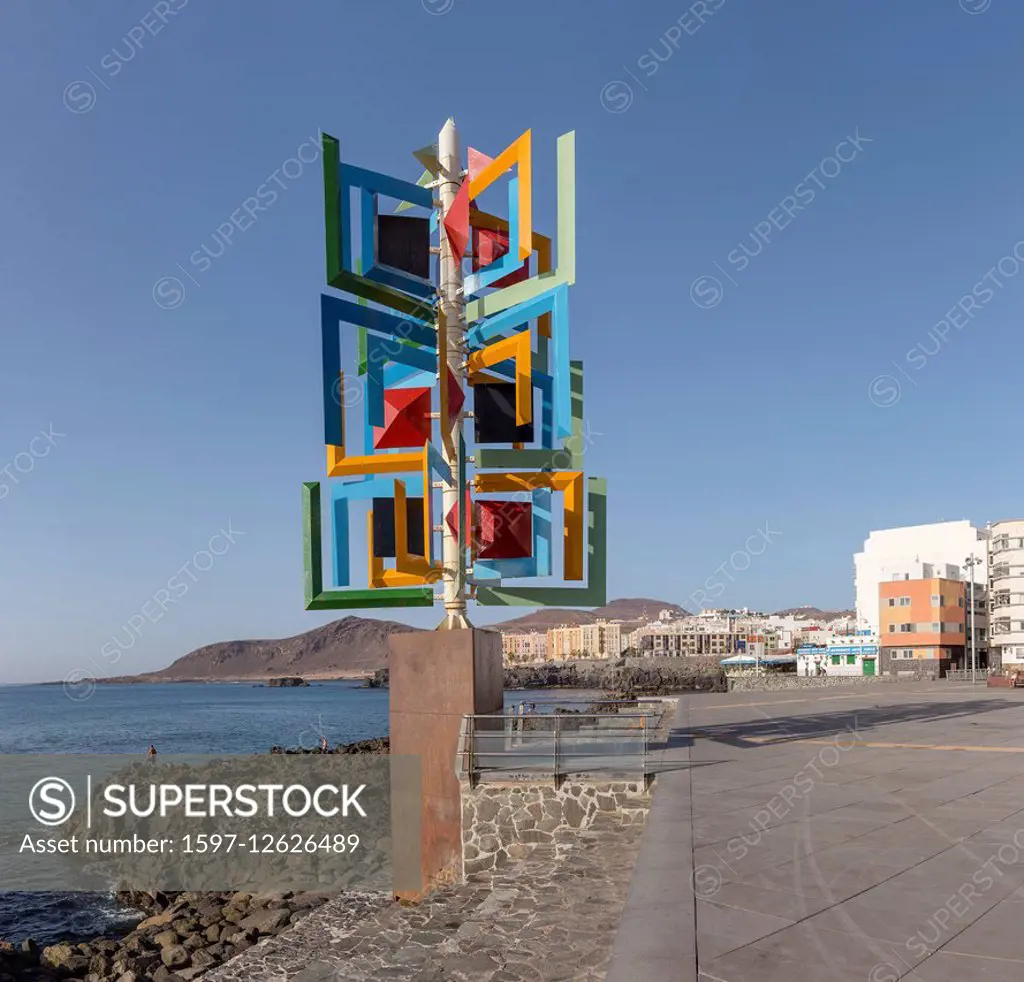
[608,682,1024,982]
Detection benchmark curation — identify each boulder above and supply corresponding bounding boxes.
[240,907,292,934]
[153,930,180,949]
[136,901,188,932]
[160,944,190,969]
[40,944,75,970]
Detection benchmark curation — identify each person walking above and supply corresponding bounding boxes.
[147,744,157,756]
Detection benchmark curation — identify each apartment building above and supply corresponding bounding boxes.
[988,519,1024,670]
[546,621,622,660]
[878,577,972,678]
[635,615,780,658]
[854,521,987,634]
[501,631,548,664]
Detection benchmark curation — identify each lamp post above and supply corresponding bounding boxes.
[964,553,981,683]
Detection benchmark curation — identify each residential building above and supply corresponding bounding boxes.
[878,577,969,678]
[546,621,622,661]
[500,631,548,664]
[635,614,780,658]
[854,521,988,634]
[988,519,1024,670]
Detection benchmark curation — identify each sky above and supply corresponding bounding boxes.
[1,0,1022,683]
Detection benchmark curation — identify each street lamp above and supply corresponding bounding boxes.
[964,553,982,684]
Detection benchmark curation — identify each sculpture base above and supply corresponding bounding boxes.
[389,628,503,899]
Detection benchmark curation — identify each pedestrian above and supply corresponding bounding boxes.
[147,744,157,756]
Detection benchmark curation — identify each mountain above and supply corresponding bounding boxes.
[772,607,855,621]
[135,616,422,681]
[496,598,688,632]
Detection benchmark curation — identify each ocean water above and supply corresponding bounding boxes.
[0,681,584,943]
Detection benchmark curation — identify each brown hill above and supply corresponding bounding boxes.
[140,616,422,681]
[772,607,855,621]
[496,598,688,632]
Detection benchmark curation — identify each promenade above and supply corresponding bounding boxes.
[609,682,1024,982]
[209,682,1024,981]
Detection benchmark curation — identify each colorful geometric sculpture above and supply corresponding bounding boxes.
[302,120,606,618]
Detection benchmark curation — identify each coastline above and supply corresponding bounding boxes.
[38,671,377,686]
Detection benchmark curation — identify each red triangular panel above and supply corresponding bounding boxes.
[445,489,473,542]
[447,367,465,426]
[443,180,470,261]
[468,147,494,182]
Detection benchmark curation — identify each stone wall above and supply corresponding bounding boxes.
[461,781,650,876]
[727,674,883,691]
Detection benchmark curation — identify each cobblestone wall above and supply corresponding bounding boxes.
[461,781,650,876]
[728,674,884,691]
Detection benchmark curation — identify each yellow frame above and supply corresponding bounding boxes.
[467,330,532,426]
[468,130,532,261]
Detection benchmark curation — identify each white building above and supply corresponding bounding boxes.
[854,521,988,635]
[796,634,880,677]
[988,520,1024,669]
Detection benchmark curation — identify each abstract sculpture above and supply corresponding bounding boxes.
[303,119,606,628]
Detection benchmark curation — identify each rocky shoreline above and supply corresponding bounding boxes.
[368,660,727,696]
[0,889,344,982]
[0,736,391,982]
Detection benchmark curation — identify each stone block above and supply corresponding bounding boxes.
[390,628,503,898]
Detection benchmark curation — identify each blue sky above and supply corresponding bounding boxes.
[1,0,1021,683]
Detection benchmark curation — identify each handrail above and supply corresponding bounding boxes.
[459,710,659,784]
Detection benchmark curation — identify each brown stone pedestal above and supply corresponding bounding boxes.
[389,628,503,898]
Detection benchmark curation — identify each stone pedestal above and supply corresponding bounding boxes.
[389,628,503,898]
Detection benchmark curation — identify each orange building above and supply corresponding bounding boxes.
[878,578,966,678]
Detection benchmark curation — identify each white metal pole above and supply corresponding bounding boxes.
[437,117,469,630]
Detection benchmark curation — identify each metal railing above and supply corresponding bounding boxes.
[944,670,990,682]
[459,706,662,785]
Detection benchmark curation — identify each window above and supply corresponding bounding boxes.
[847,655,856,665]
[899,597,911,607]
[931,595,941,607]
[888,625,896,633]
[831,655,840,665]
[959,597,965,607]
[887,598,896,607]
[899,623,912,633]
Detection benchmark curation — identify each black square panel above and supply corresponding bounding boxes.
[372,497,425,558]
[377,215,430,280]
[473,382,534,445]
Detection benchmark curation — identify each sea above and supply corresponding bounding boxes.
[0,680,581,944]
